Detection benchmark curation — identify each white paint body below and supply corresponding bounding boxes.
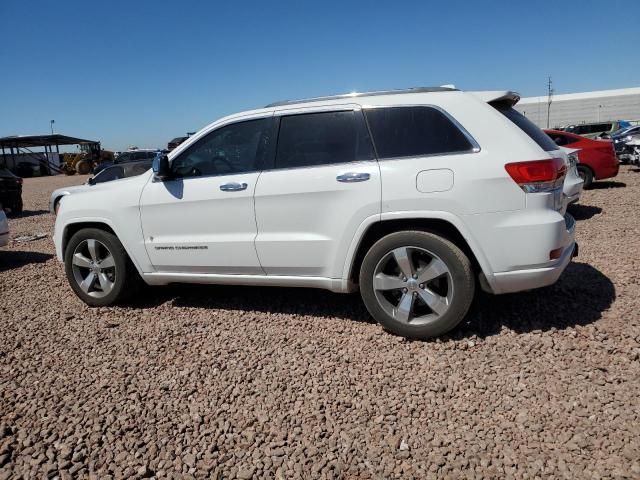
[54,89,578,295]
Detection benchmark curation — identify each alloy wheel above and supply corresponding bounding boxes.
[372,246,453,325]
[71,239,116,298]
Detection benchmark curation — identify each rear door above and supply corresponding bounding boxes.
[254,107,380,278]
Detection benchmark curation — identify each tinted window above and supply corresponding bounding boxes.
[365,106,474,159]
[275,110,374,169]
[547,132,579,147]
[172,118,271,178]
[94,166,124,183]
[495,106,558,152]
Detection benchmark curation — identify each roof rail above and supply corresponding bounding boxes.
[265,86,458,108]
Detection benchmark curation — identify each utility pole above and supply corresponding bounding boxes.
[50,120,55,135]
[546,76,553,128]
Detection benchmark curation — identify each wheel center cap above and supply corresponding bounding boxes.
[92,265,100,274]
[407,279,419,291]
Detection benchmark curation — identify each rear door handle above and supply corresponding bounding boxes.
[336,172,370,183]
[220,182,248,192]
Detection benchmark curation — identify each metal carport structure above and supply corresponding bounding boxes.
[0,134,100,174]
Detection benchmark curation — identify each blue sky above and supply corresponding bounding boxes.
[1,0,639,151]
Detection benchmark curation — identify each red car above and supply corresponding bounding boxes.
[545,129,619,188]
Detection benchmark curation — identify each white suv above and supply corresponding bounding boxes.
[54,87,577,339]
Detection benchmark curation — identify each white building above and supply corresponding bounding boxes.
[515,87,640,129]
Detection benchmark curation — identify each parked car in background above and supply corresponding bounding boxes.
[0,205,9,247]
[54,87,577,340]
[560,148,583,203]
[0,167,23,215]
[610,125,640,162]
[561,120,630,139]
[93,149,158,174]
[15,161,41,178]
[545,129,619,188]
[167,136,189,151]
[625,135,640,165]
[50,160,153,214]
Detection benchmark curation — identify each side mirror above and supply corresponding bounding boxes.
[153,154,171,181]
[87,177,96,185]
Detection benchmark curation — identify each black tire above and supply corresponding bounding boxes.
[7,198,22,216]
[577,165,594,189]
[359,231,475,339]
[76,160,92,175]
[64,228,140,307]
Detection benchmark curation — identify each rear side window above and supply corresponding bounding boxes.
[275,110,374,169]
[364,106,475,159]
[495,106,558,152]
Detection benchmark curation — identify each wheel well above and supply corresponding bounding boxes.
[62,222,116,257]
[349,218,481,283]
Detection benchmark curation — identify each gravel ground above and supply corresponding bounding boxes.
[1,169,639,479]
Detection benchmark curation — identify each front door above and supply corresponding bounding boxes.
[254,107,381,279]
[140,115,273,274]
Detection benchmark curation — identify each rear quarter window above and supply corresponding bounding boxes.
[494,106,558,152]
[364,106,475,159]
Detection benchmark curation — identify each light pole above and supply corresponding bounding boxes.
[50,120,55,134]
[546,76,554,128]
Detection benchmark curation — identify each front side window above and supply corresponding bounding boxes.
[171,118,271,178]
[365,106,475,159]
[275,110,374,169]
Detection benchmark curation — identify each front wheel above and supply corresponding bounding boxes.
[359,231,475,339]
[64,228,139,306]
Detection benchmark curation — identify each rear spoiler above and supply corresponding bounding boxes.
[470,91,521,107]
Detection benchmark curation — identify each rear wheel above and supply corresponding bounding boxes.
[577,165,593,188]
[359,231,475,339]
[64,228,139,306]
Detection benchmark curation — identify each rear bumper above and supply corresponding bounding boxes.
[482,213,576,294]
[595,163,619,180]
[487,241,576,294]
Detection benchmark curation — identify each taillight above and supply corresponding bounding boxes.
[505,158,566,193]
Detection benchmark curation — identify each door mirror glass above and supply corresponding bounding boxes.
[153,154,171,180]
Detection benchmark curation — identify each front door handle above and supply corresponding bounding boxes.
[336,172,371,183]
[220,182,248,192]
